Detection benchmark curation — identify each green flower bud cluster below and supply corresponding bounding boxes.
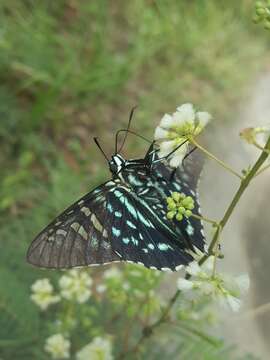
[167,192,195,221]
[253,1,270,29]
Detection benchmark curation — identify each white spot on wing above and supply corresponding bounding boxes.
[127,220,136,229]
[158,243,172,251]
[112,227,121,237]
[81,207,91,216]
[114,251,122,258]
[71,222,80,231]
[102,228,108,238]
[78,225,88,240]
[91,214,103,233]
[175,265,183,271]
[56,229,67,236]
[161,267,173,272]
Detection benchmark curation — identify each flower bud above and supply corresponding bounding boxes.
[176,213,183,221]
[172,192,181,202]
[255,1,264,8]
[167,211,176,220]
[253,14,262,23]
[178,206,186,214]
[256,7,266,15]
[264,20,270,29]
[185,210,192,217]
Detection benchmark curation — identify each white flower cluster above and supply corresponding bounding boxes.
[45,334,70,359]
[44,335,113,360]
[177,257,250,312]
[32,269,118,360]
[31,270,92,310]
[31,278,60,311]
[76,337,113,360]
[154,103,211,167]
[59,269,92,303]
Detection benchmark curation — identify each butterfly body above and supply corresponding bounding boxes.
[27,143,205,271]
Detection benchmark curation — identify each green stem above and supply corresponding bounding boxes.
[190,213,218,226]
[211,227,221,277]
[255,163,270,177]
[191,138,244,180]
[121,135,270,359]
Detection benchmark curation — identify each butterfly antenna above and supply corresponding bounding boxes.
[115,106,137,154]
[116,129,152,144]
[93,137,110,162]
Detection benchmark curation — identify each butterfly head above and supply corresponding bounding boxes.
[109,154,126,174]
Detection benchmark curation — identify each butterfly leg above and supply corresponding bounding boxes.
[182,146,198,167]
[169,168,177,181]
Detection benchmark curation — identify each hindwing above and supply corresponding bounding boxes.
[106,187,193,270]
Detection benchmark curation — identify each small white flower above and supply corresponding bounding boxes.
[103,267,122,279]
[123,282,130,291]
[45,334,70,359]
[160,113,175,128]
[154,103,212,167]
[96,284,107,294]
[178,257,249,313]
[169,148,188,167]
[76,337,113,360]
[235,273,250,294]
[198,280,216,295]
[185,261,202,277]
[196,111,212,127]
[31,278,60,311]
[158,140,177,157]
[223,294,242,312]
[177,278,194,291]
[59,270,92,304]
[154,127,169,140]
[176,103,195,122]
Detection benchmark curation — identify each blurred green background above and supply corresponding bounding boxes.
[0,0,269,359]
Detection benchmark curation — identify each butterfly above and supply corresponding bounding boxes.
[27,110,205,271]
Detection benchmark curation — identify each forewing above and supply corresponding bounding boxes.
[27,181,121,269]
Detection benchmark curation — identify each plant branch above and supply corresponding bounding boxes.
[190,138,244,180]
[190,213,218,226]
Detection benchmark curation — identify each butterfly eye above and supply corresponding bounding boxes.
[109,161,118,173]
